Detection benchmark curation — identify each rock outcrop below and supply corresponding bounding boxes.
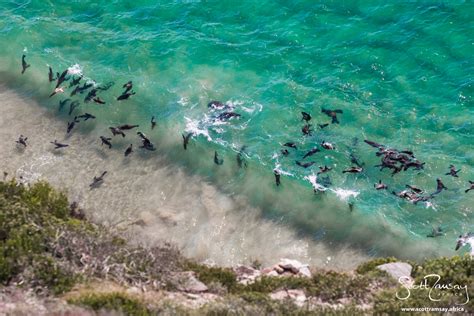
[376,262,413,286]
[261,258,312,278]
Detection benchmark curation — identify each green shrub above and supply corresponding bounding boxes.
[244,276,312,294]
[21,181,69,220]
[68,292,151,316]
[355,257,398,274]
[186,262,239,292]
[31,255,76,295]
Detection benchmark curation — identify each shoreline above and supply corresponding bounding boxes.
[0,83,374,269]
[0,62,463,268]
[0,178,471,315]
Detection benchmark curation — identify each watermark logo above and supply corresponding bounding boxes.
[396,274,469,305]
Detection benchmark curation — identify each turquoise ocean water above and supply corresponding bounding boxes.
[0,1,473,260]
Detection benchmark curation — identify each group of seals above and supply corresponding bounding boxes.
[15,56,473,245]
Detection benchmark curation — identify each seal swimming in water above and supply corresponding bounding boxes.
[137,132,156,151]
[348,202,354,212]
[321,141,335,150]
[122,81,133,93]
[100,136,112,149]
[58,99,71,112]
[21,55,30,74]
[137,131,148,141]
[77,113,96,121]
[319,175,332,188]
[301,124,312,136]
[208,100,225,110]
[405,184,423,194]
[182,132,193,150]
[151,116,156,129]
[97,81,114,91]
[296,161,315,168]
[16,135,28,147]
[124,144,133,157]
[318,123,329,129]
[349,152,364,168]
[118,124,139,130]
[50,140,69,149]
[217,112,241,121]
[465,181,474,193]
[364,139,384,149]
[90,171,107,189]
[117,91,136,101]
[273,170,281,186]
[71,82,93,96]
[303,147,320,159]
[432,178,447,195]
[281,149,290,156]
[109,127,125,137]
[67,116,80,134]
[49,86,65,98]
[301,111,311,122]
[321,108,343,124]
[84,89,98,103]
[55,69,69,88]
[48,66,55,82]
[426,226,444,238]
[445,165,460,177]
[70,85,80,97]
[236,146,248,168]
[69,75,82,87]
[283,142,297,149]
[93,97,106,104]
[374,180,387,190]
[68,101,80,116]
[214,151,224,165]
[342,166,363,174]
[317,165,332,174]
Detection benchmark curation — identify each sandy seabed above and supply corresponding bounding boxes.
[0,85,370,269]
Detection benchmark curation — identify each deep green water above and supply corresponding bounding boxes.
[0,1,473,259]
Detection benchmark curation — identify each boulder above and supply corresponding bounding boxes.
[171,271,208,293]
[277,258,312,278]
[377,262,413,286]
[234,265,261,285]
[270,289,306,307]
[264,270,279,277]
[298,266,312,278]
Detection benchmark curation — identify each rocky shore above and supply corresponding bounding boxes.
[0,179,472,315]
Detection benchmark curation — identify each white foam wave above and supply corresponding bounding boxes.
[331,188,360,201]
[184,116,212,141]
[304,174,327,192]
[67,63,83,75]
[273,163,293,177]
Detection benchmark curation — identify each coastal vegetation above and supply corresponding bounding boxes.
[0,179,472,314]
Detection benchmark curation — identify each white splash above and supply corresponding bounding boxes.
[304,174,327,192]
[331,188,360,201]
[240,101,263,114]
[225,99,243,110]
[67,64,83,75]
[184,116,212,141]
[274,163,293,177]
[178,97,189,106]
